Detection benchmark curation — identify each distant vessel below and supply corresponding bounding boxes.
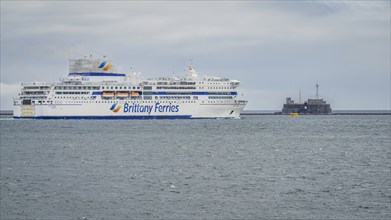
[290,112,299,117]
[282,83,332,115]
[13,56,247,119]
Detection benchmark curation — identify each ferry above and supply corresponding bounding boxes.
[13,56,248,119]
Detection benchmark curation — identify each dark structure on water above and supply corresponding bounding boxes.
[282,83,332,115]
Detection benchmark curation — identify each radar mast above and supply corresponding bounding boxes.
[316,82,319,99]
[188,60,198,77]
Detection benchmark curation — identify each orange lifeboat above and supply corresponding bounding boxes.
[116,91,129,97]
[102,91,115,97]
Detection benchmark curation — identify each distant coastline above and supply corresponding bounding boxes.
[241,110,391,115]
[0,110,13,115]
[1,110,390,116]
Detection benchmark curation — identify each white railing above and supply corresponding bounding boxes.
[21,82,54,86]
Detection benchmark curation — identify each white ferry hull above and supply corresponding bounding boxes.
[13,101,246,119]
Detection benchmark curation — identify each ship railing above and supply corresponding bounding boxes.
[234,100,248,104]
[56,80,139,87]
[21,82,54,86]
[21,87,51,91]
[209,78,230,82]
[60,79,83,85]
[21,92,49,96]
[18,96,47,100]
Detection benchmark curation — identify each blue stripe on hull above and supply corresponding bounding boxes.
[68,72,126,77]
[13,115,192,120]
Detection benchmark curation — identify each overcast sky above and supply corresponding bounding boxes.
[1,1,390,110]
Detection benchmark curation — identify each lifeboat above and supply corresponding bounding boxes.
[131,91,139,96]
[116,91,129,97]
[102,91,115,97]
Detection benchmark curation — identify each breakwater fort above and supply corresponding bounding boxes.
[240,110,391,115]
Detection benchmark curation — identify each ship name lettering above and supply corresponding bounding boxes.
[123,102,179,114]
[154,102,179,113]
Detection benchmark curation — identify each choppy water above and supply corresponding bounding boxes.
[1,115,390,219]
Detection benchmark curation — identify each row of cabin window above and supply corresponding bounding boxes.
[142,100,197,104]
[147,92,234,95]
[23,86,51,90]
[156,86,233,90]
[55,86,142,90]
[156,86,196,90]
[54,96,92,99]
[199,87,234,90]
[148,81,230,86]
[61,100,188,104]
[206,101,227,104]
[53,96,192,100]
[31,100,52,104]
[156,82,196,85]
[208,96,233,99]
[158,96,191,100]
[102,86,141,90]
[19,96,46,100]
[55,86,100,90]
[55,92,90,95]
[206,82,231,85]
[53,95,231,100]
[26,100,226,105]
[189,80,229,85]
[22,92,47,95]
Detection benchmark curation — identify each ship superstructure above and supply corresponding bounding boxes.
[13,56,247,119]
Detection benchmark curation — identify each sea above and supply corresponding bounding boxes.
[1,115,390,219]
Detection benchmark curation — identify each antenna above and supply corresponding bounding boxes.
[299,89,302,104]
[316,82,319,99]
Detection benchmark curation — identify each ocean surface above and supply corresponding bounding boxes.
[1,115,390,219]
